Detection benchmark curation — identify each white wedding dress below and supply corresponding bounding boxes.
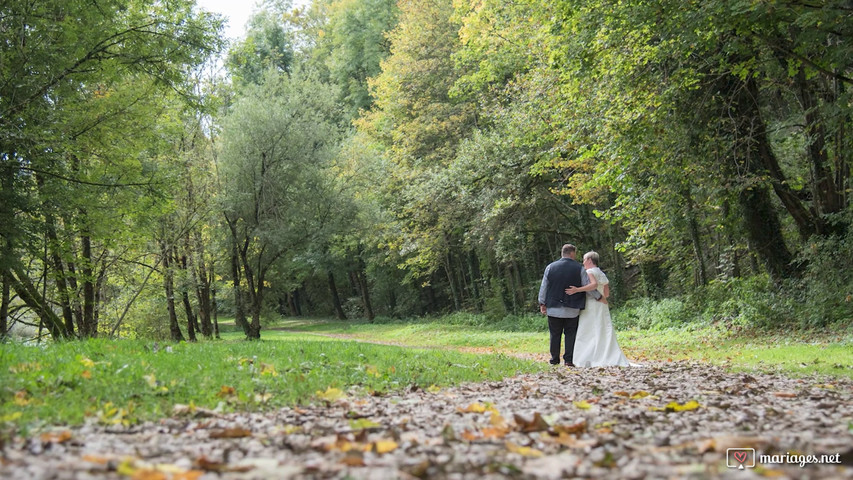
[573,267,630,367]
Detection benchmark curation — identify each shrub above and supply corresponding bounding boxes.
[611,297,689,330]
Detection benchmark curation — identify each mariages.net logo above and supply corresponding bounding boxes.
[726,448,756,469]
[727,448,842,470]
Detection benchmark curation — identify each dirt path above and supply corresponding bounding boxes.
[1,337,852,479]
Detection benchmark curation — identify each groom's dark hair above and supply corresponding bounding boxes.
[561,244,576,257]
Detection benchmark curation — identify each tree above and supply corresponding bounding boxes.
[0,0,223,339]
[313,0,399,118]
[226,0,296,87]
[218,68,345,339]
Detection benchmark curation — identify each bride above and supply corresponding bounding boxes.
[565,251,630,367]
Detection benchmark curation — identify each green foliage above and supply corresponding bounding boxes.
[611,298,691,331]
[800,216,853,328]
[226,0,296,87]
[313,0,399,118]
[0,0,223,339]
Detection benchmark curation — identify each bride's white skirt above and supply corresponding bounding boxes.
[573,299,630,367]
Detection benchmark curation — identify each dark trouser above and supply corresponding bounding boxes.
[548,315,579,365]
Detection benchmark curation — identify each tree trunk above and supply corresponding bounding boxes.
[7,265,69,339]
[444,254,461,310]
[357,269,374,321]
[504,262,519,313]
[741,77,820,241]
[241,249,262,341]
[65,257,84,331]
[328,271,347,320]
[729,78,799,280]
[423,279,437,314]
[682,188,707,287]
[247,281,262,340]
[226,219,249,336]
[834,77,849,209]
[1,274,9,339]
[211,283,220,340]
[511,260,526,310]
[468,250,483,312]
[182,289,197,342]
[738,186,797,282]
[292,288,303,316]
[794,69,841,217]
[492,258,513,314]
[194,232,213,338]
[177,240,198,342]
[80,233,97,338]
[45,218,75,335]
[161,242,184,342]
[35,171,77,335]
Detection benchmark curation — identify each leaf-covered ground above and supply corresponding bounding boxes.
[1,361,851,479]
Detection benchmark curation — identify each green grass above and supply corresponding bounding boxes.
[277,316,853,379]
[617,325,853,377]
[3,314,849,433]
[0,334,546,431]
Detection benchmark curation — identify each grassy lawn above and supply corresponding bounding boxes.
[0,333,545,431]
[276,317,853,379]
[2,315,849,432]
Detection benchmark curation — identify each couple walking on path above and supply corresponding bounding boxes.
[538,244,630,367]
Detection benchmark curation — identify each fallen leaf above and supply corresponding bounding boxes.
[630,391,651,399]
[216,386,236,398]
[553,420,587,435]
[130,469,167,480]
[457,402,490,413]
[259,363,278,376]
[573,400,592,410]
[195,456,227,472]
[1,412,22,422]
[82,455,111,465]
[13,391,30,406]
[172,472,204,480]
[651,400,701,412]
[315,387,346,402]
[772,392,797,398]
[505,441,544,457]
[514,412,550,432]
[374,439,398,454]
[481,426,510,439]
[40,431,72,444]
[143,374,158,389]
[340,452,366,466]
[349,418,381,430]
[490,413,509,429]
[209,428,252,439]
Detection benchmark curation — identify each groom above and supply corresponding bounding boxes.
[537,244,600,366]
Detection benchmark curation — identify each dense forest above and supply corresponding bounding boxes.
[1,0,851,341]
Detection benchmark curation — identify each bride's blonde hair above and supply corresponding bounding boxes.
[583,251,600,266]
